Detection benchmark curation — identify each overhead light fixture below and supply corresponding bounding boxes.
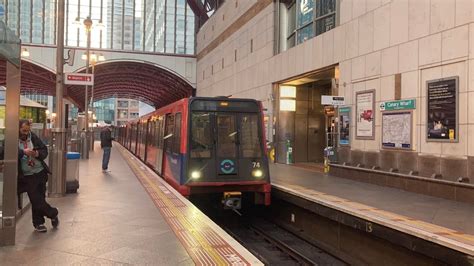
[73,17,82,29]
[280,99,296,111]
[89,52,97,62]
[95,19,105,31]
[21,48,30,57]
[280,85,296,98]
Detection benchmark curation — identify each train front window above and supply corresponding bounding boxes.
[191,113,212,158]
[217,114,237,158]
[240,114,262,158]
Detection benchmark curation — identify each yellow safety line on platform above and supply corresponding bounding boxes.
[277,183,474,248]
[124,153,227,264]
[118,146,249,265]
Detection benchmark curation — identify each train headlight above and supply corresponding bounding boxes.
[191,171,201,179]
[252,169,263,178]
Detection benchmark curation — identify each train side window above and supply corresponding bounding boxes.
[240,114,262,158]
[164,114,174,153]
[190,112,211,158]
[174,113,182,153]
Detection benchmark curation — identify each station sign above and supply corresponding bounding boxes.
[379,99,416,111]
[321,95,345,106]
[64,73,94,86]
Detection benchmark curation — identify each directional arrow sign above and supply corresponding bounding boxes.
[321,95,345,106]
[64,73,94,86]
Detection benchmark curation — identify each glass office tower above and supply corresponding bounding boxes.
[1,0,195,55]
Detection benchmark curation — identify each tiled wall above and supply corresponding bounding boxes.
[197,0,474,158]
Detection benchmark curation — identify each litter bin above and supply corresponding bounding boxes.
[324,146,338,163]
[323,147,338,173]
[66,152,80,193]
[69,138,79,152]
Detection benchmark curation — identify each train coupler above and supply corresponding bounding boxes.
[222,192,242,210]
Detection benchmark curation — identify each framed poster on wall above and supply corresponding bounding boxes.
[339,107,350,145]
[382,111,412,149]
[356,90,375,139]
[426,77,458,142]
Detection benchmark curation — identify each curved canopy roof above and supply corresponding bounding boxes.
[0,60,194,110]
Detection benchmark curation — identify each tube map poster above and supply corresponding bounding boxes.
[382,112,411,149]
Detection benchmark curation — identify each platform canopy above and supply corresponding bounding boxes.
[0,59,194,110]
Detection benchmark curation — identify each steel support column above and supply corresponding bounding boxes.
[0,61,21,246]
[83,18,91,159]
[50,0,67,197]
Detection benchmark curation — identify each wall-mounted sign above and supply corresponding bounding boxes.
[426,77,458,142]
[321,95,345,106]
[380,99,416,111]
[298,0,314,26]
[356,90,375,139]
[382,111,412,149]
[220,159,236,174]
[64,73,94,86]
[339,107,350,145]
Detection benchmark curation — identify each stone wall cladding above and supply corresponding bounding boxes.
[330,164,474,204]
[197,1,474,196]
[332,148,474,202]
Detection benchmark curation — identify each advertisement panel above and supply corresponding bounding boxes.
[339,107,350,145]
[426,77,458,142]
[356,90,375,139]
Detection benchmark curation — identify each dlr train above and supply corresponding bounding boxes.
[116,97,271,208]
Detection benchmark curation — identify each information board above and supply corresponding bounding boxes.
[382,111,412,149]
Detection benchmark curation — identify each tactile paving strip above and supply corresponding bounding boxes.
[117,145,252,265]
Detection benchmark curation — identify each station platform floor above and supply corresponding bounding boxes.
[270,163,474,256]
[0,142,261,265]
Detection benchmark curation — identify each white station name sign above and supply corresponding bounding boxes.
[64,73,94,86]
[321,95,345,106]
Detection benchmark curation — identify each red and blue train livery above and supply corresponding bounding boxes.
[117,97,271,208]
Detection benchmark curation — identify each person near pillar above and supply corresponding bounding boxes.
[100,126,114,173]
[17,119,59,233]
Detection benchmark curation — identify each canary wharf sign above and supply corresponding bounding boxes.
[379,99,416,111]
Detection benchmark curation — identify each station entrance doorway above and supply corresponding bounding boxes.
[274,66,338,165]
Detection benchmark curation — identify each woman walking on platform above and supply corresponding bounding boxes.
[18,119,59,232]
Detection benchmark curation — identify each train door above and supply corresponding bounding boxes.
[139,122,147,160]
[155,116,165,175]
[136,123,141,157]
[215,113,239,177]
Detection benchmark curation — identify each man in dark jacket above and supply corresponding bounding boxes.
[18,119,59,232]
[100,126,114,173]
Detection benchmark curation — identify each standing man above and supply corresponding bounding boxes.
[100,126,114,173]
[18,119,59,233]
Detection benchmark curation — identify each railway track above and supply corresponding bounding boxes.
[196,202,346,265]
